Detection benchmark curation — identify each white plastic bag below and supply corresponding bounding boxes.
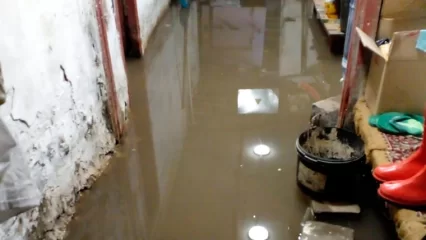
[0,119,15,181]
[0,119,41,223]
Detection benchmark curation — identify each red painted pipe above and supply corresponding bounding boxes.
[95,0,124,140]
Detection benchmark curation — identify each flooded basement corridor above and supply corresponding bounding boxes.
[66,1,396,239]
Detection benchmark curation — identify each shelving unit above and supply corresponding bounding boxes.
[312,0,345,54]
[313,0,344,36]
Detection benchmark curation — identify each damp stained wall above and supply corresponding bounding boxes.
[136,0,171,51]
[0,0,127,239]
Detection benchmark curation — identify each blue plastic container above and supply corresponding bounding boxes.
[341,0,356,82]
[180,0,190,8]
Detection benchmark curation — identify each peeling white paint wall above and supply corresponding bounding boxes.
[136,0,171,51]
[0,0,128,239]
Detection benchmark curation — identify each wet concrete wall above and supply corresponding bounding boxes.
[136,0,171,51]
[0,0,127,239]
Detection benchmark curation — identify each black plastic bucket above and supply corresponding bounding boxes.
[296,127,366,202]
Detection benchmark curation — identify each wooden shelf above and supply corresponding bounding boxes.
[313,0,344,36]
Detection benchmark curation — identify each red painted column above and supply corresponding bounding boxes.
[95,0,125,140]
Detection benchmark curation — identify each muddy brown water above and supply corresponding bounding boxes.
[66,1,397,239]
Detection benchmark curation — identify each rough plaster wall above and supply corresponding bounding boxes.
[0,0,127,239]
[137,0,171,51]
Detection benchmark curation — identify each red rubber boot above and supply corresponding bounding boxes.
[378,165,426,206]
[373,109,426,182]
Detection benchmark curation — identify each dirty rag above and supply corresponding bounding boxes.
[0,118,41,223]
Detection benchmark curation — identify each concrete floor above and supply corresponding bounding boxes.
[66,1,397,239]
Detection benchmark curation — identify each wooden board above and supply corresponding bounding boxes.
[338,0,382,127]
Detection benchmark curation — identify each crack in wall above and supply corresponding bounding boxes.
[10,113,30,128]
[59,65,77,109]
[9,87,30,128]
[59,65,70,83]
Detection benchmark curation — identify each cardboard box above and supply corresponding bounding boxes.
[381,0,426,18]
[378,17,426,39]
[357,27,426,114]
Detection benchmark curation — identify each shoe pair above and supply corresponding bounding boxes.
[373,147,426,207]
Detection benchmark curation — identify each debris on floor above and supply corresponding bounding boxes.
[311,200,360,214]
[300,207,355,240]
[299,221,355,240]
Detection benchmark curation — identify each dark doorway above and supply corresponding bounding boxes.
[116,0,142,58]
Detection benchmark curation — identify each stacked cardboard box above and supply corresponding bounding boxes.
[378,0,426,39]
[359,27,426,115]
[361,0,426,114]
